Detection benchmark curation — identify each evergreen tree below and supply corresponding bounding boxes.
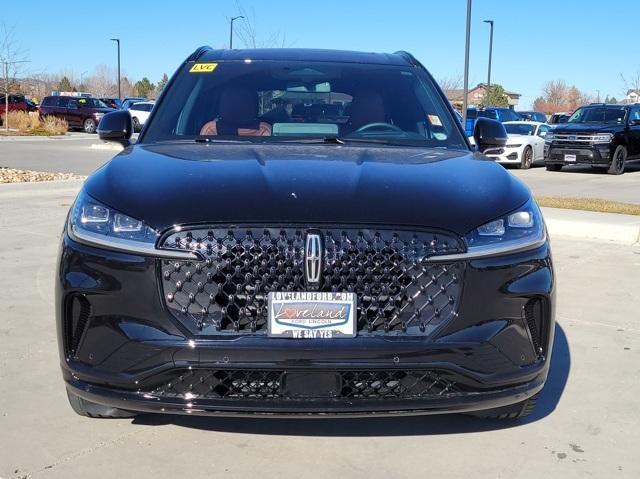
[57,76,73,92]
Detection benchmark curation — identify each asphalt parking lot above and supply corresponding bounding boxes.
[0,179,639,479]
[2,137,639,204]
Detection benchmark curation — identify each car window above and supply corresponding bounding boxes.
[500,109,520,122]
[569,106,626,124]
[58,97,70,108]
[477,110,498,120]
[628,107,640,123]
[143,60,467,148]
[537,124,550,136]
[504,123,535,135]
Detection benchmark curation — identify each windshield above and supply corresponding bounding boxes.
[505,123,536,135]
[78,98,109,109]
[477,110,498,120]
[568,106,626,124]
[142,60,467,148]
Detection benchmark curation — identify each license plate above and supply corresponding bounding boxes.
[564,154,576,162]
[268,292,357,338]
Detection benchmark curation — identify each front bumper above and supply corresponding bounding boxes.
[486,146,523,164]
[57,234,555,416]
[545,143,611,165]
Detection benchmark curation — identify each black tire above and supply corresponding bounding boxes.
[66,388,137,418]
[83,118,97,134]
[546,163,563,171]
[520,146,533,169]
[608,145,626,175]
[468,393,539,420]
[132,117,140,132]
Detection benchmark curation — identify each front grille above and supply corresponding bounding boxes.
[551,134,607,149]
[160,227,465,336]
[147,369,464,400]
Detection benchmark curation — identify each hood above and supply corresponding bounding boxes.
[551,122,618,134]
[84,143,530,237]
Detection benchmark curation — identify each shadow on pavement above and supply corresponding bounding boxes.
[132,324,570,436]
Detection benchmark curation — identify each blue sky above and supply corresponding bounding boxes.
[6,0,639,108]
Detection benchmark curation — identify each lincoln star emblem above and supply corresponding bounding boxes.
[304,232,322,287]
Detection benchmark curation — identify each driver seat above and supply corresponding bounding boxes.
[343,90,386,135]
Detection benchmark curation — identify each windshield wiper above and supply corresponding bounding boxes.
[194,136,253,144]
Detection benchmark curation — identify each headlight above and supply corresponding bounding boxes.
[592,133,612,143]
[68,190,191,258]
[544,132,554,143]
[507,143,522,148]
[463,198,546,257]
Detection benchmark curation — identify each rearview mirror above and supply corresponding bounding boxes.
[473,117,508,153]
[97,110,133,147]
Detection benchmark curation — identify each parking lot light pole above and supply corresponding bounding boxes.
[110,38,121,100]
[229,16,244,49]
[462,0,472,127]
[483,20,494,90]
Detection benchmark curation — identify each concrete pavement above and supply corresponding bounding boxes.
[0,181,639,478]
[511,162,640,205]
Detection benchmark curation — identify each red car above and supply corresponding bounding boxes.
[38,96,116,133]
[0,94,29,124]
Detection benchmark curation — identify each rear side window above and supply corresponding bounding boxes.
[42,97,59,107]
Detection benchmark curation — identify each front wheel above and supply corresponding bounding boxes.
[520,146,533,169]
[66,389,137,418]
[468,393,539,420]
[608,145,626,175]
[83,118,97,134]
[546,163,563,171]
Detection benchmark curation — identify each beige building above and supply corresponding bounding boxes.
[446,83,521,111]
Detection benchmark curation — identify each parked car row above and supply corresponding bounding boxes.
[32,95,154,133]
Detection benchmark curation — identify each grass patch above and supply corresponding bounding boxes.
[536,196,640,216]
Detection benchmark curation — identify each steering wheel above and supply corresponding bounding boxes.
[354,122,404,134]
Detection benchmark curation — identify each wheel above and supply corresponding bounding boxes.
[608,145,626,175]
[520,146,533,169]
[546,163,563,171]
[66,388,137,418]
[468,393,539,420]
[132,117,141,132]
[83,118,97,134]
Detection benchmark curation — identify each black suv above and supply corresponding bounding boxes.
[545,103,640,174]
[57,48,554,420]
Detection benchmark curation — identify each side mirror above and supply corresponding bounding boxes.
[538,131,547,138]
[97,110,133,147]
[473,117,508,153]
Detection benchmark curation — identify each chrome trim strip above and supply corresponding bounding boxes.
[426,232,547,262]
[69,227,201,260]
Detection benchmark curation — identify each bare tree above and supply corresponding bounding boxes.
[620,70,640,102]
[233,0,290,48]
[84,65,118,97]
[0,24,29,128]
[437,75,463,95]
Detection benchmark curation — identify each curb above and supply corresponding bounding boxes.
[542,207,640,245]
[90,142,124,151]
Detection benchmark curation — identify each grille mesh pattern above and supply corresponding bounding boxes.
[149,369,462,400]
[160,227,464,335]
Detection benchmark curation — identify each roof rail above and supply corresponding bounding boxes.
[393,51,424,69]
[186,46,213,62]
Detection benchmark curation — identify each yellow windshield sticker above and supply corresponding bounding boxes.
[189,63,218,73]
[428,114,442,126]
